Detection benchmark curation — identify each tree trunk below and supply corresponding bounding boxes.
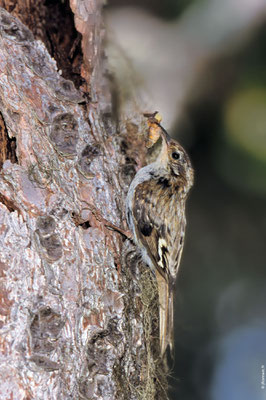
[0,1,167,399]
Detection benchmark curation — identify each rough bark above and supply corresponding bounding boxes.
[0,1,167,399]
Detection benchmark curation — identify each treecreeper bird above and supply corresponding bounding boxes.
[126,119,194,357]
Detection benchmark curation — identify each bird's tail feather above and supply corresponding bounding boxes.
[155,270,174,358]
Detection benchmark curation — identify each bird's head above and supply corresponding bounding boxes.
[157,123,194,190]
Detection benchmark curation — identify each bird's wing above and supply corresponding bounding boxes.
[132,178,185,282]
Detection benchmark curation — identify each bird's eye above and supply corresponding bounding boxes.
[172,151,180,160]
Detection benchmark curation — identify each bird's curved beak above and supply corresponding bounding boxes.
[156,122,172,144]
[154,122,172,165]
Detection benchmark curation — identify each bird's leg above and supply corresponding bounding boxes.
[106,224,133,239]
[73,204,133,240]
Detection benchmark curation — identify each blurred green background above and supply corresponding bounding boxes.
[107,1,266,399]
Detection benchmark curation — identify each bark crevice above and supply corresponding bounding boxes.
[0,111,17,168]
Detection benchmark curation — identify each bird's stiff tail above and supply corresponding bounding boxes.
[155,270,174,358]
